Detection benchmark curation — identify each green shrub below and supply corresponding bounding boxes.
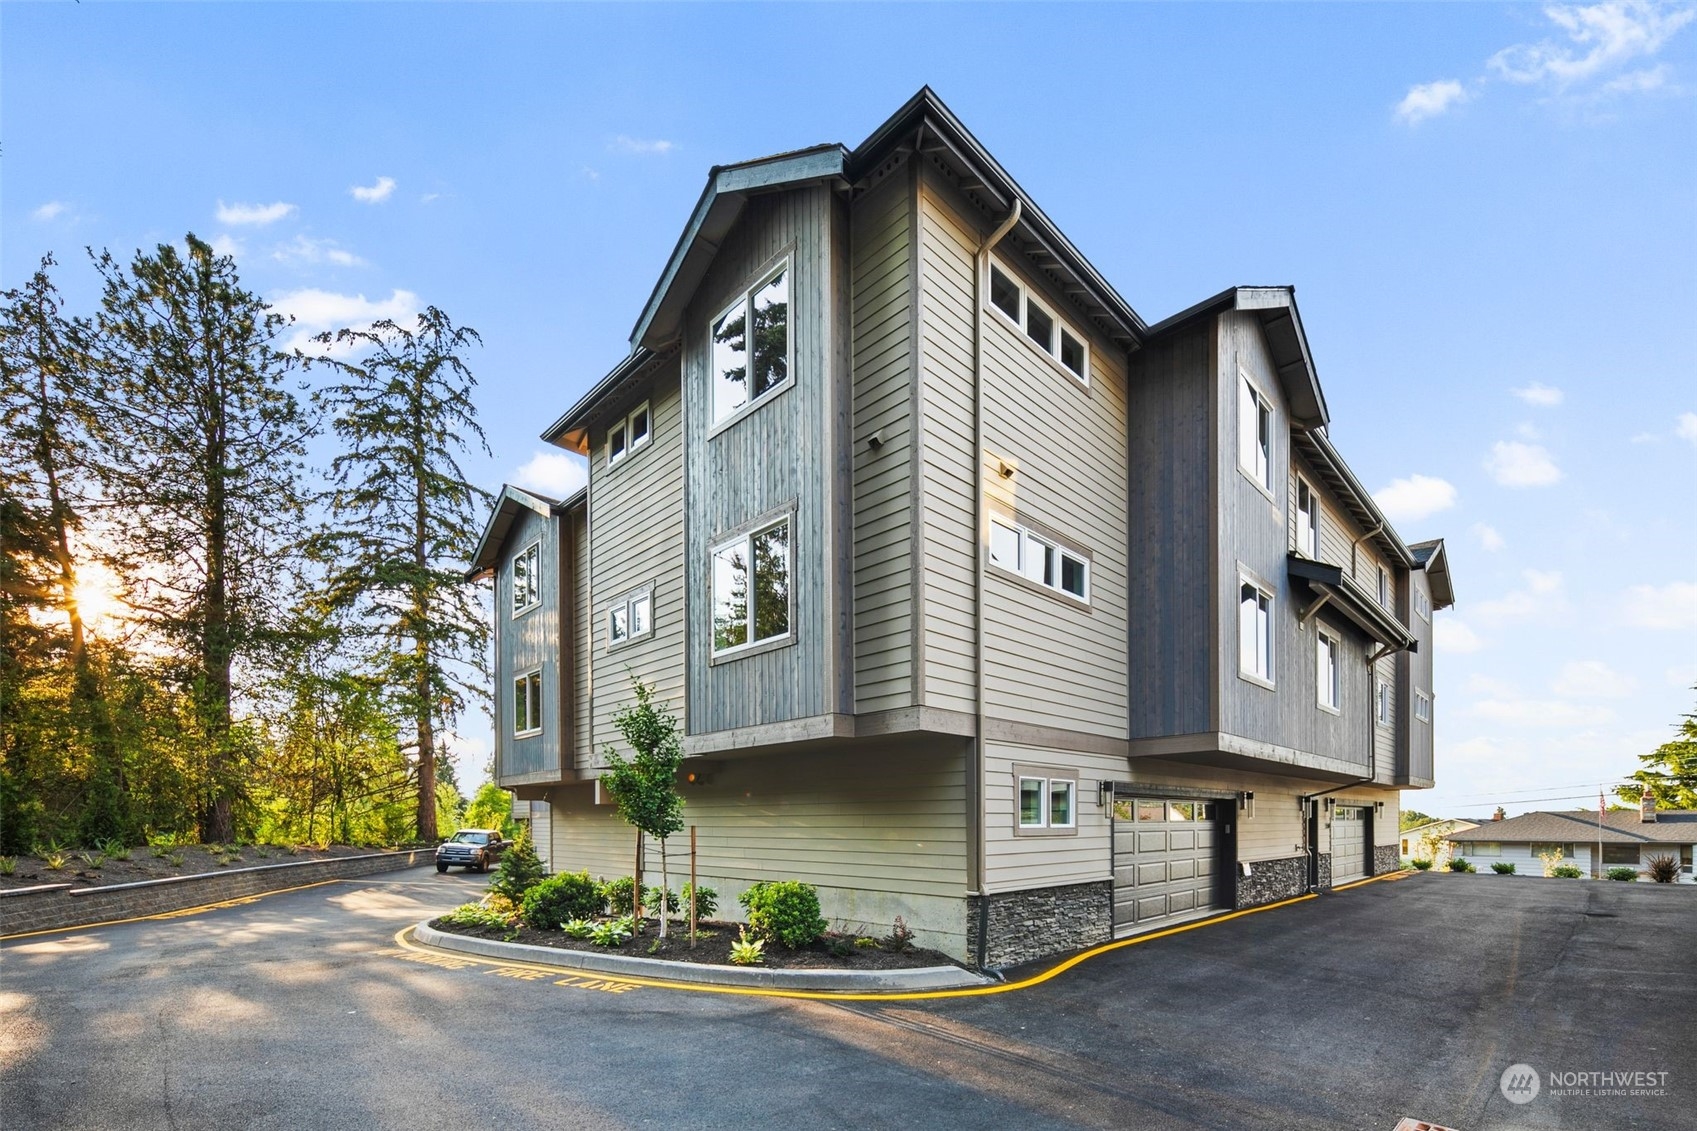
[590,917,633,947]
[1645,854,1680,883]
[599,876,636,917]
[728,927,765,966]
[1491,862,1516,875]
[521,871,603,928]
[1552,864,1584,879]
[1411,858,1433,871]
[1447,858,1474,873]
[490,827,546,902]
[1606,867,1638,882]
[562,919,596,939]
[881,916,916,954]
[0,856,15,876]
[441,902,513,930]
[681,883,718,920]
[739,880,827,949]
[100,839,133,861]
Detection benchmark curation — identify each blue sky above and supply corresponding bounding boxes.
[6,2,1694,816]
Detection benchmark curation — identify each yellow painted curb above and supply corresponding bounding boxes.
[0,878,347,942]
[1330,869,1413,893]
[393,890,1323,1002]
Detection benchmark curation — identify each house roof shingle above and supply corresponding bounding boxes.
[1447,810,1697,845]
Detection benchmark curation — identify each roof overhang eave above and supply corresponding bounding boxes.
[1289,554,1416,651]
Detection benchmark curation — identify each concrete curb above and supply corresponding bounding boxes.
[413,919,992,991]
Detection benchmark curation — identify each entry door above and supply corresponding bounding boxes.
[1332,805,1369,883]
[1112,796,1220,931]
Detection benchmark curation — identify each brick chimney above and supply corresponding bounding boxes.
[1493,806,1505,822]
[1641,789,1657,823]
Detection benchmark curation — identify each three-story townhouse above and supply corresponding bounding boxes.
[466,88,1456,969]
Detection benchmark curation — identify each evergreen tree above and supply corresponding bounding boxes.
[1617,690,1697,811]
[490,825,545,902]
[84,234,314,843]
[308,307,490,842]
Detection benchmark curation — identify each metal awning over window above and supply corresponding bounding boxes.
[1288,553,1416,654]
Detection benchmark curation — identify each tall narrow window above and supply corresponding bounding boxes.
[1296,479,1319,558]
[1024,298,1056,355]
[1317,630,1341,711]
[989,265,1021,322]
[512,543,540,615]
[711,264,790,425]
[1239,376,1272,491]
[1415,691,1432,723]
[1376,680,1392,727]
[1377,565,1391,609]
[1239,578,1274,683]
[711,518,791,655]
[513,670,542,736]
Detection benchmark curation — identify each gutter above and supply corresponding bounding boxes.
[970,197,1021,968]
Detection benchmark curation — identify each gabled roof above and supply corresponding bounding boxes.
[1409,538,1455,609]
[1448,810,1697,846]
[1147,285,1328,430]
[465,484,581,581]
[541,346,672,455]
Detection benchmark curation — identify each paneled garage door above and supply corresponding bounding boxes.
[1332,805,1369,883]
[1112,796,1221,933]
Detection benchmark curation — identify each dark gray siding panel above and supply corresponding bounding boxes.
[496,506,563,780]
[1127,325,1214,739]
[684,187,841,734]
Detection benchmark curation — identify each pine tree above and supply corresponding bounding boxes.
[308,307,490,843]
[84,235,314,843]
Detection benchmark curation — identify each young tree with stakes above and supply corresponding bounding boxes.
[600,680,685,938]
[84,235,314,843]
[308,307,490,843]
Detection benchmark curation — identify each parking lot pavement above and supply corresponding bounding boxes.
[1,867,1690,1130]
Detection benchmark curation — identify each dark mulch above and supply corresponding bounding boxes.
[0,843,394,891]
[430,916,963,971]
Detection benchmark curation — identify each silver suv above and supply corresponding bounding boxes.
[435,829,506,873]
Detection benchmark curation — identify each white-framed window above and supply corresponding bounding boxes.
[1414,587,1431,621]
[1016,769,1077,833]
[1415,690,1432,723]
[513,669,542,737]
[1238,576,1275,685]
[1295,477,1319,558]
[607,586,653,648]
[1472,842,1502,857]
[986,259,1090,384]
[606,400,652,468]
[1377,564,1391,610]
[987,516,1089,602]
[1317,628,1341,713]
[511,542,541,616]
[1238,374,1273,492]
[711,517,791,655]
[1376,679,1392,727]
[711,262,790,426]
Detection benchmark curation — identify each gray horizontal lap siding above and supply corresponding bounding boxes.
[685,187,840,735]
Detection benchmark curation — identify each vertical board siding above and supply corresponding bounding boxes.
[850,167,916,713]
[496,506,562,780]
[1127,326,1214,738]
[588,366,688,759]
[572,506,591,770]
[914,173,981,717]
[684,188,839,735]
[1400,571,1436,784]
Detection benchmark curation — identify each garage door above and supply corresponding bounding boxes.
[1332,805,1369,883]
[1112,796,1221,932]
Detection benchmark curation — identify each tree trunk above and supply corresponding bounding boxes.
[412,372,438,844]
[658,837,669,939]
[201,367,235,845]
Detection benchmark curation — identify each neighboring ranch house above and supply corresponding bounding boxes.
[468,89,1457,968]
[1400,818,1478,866]
[1446,796,1695,881]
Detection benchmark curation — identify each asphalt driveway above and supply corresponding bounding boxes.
[1,867,1690,1130]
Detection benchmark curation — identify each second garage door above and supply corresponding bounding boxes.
[1332,805,1369,883]
[1112,796,1221,933]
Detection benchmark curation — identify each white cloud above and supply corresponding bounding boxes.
[1396,79,1470,124]
[1676,412,1697,445]
[1524,569,1563,595]
[216,200,297,226]
[209,233,243,258]
[609,135,675,155]
[1435,619,1486,654]
[1489,1,1695,87]
[269,287,421,354]
[1512,381,1565,407]
[1485,440,1562,487]
[1475,569,1565,624]
[273,234,365,268]
[1373,474,1458,522]
[1620,581,1697,630]
[32,201,69,222]
[1551,660,1637,698]
[1601,62,1675,93]
[1471,696,1616,728]
[1472,522,1506,552]
[350,176,397,204]
[512,451,588,500]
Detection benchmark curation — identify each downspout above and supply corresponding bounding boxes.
[971,198,1021,968]
[1348,521,1384,579]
